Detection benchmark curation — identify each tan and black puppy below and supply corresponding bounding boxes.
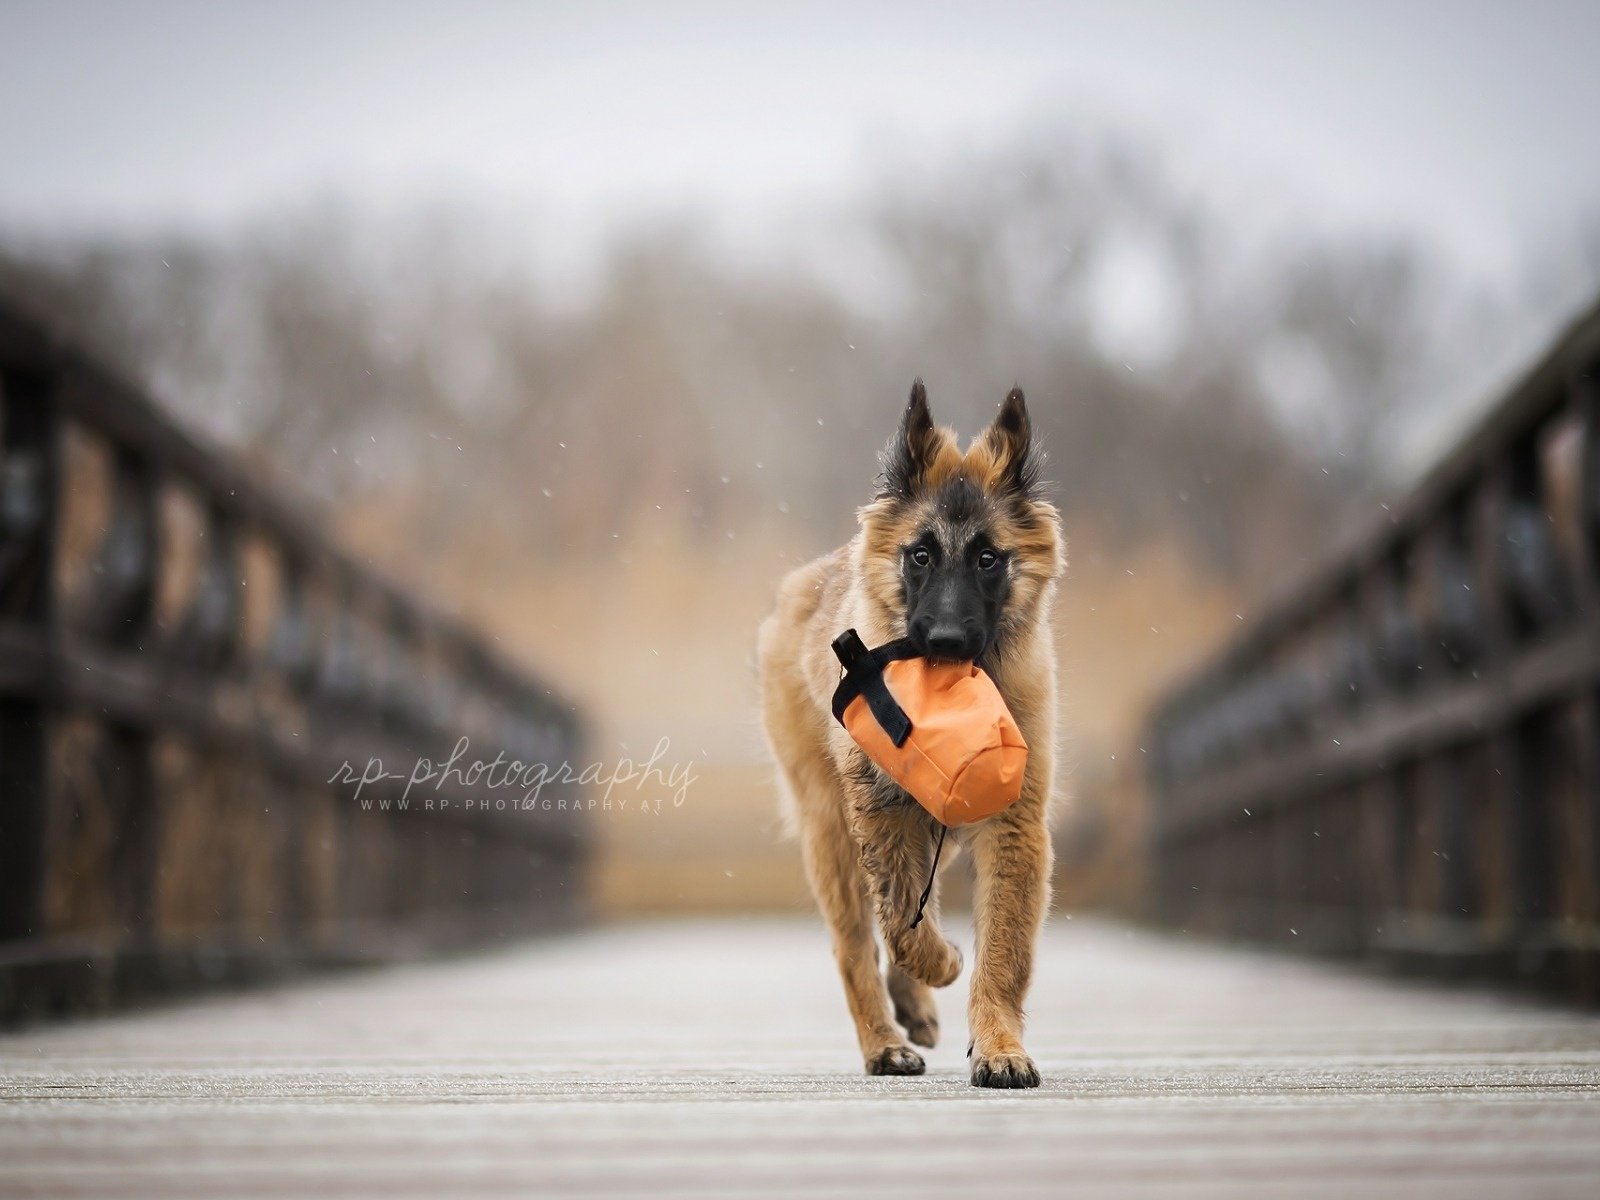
[758,381,1063,1088]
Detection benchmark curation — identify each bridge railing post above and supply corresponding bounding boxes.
[0,358,59,944]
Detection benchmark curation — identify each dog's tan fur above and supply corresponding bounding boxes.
[757,383,1063,1086]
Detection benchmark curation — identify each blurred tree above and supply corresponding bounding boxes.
[2,128,1586,602]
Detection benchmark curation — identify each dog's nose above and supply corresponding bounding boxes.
[924,623,978,663]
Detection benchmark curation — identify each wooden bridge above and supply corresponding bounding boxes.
[2,293,1600,1194]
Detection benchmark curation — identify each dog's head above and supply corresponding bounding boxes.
[856,380,1063,664]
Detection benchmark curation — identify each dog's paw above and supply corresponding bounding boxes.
[893,937,962,989]
[901,1014,939,1048]
[971,1050,1040,1089]
[923,939,963,988]
[866,1044,927,1076]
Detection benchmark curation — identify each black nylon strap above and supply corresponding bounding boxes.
[908,823,947,930]
[830,630,919,748]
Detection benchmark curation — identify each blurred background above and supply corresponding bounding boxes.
[5,0,1600,923]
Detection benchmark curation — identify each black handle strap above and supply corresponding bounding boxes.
[908,823,947,930]
[830,629,919,748]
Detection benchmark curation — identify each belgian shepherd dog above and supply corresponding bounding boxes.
[758,381,1062,1087]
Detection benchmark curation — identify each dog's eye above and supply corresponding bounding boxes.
[909,547,933,568]
[977,550,1001,571]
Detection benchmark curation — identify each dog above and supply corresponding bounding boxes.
[757,381,1063,1087]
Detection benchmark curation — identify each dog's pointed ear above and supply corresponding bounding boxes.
[983,385,1040,497]
[879,379,940,499]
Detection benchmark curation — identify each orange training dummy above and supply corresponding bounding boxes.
[830,628,1027,827]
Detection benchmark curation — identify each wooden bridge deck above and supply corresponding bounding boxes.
[3,916,1599,1198]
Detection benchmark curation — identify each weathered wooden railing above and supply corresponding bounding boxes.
[0,299,587,1022]
[1145,296,1600,1003]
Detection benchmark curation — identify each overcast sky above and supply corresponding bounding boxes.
[3,0,1599,289]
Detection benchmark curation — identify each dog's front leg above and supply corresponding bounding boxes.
[966,803,1051,1088]
[848,802,963,989]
